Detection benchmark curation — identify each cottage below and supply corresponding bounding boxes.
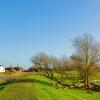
[5,67,24,72]
[13,67,23,72]
[5,67,13,72]
[0,65,5,72]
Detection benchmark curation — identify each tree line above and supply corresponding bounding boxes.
[29,34,100,91]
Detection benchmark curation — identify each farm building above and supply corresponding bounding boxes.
[0,65,5,72]
[13,67,23,72]
[5,67,24,72]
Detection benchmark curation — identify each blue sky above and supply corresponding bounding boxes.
[0,0,100,68]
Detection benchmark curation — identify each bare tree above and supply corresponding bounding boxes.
[48,56,58,79]
[31,52,49,75]
[73,34,100,86]
[55,56,69,85]
[71,55,85,82]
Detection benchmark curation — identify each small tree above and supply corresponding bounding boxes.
[31,52,50,76]
[55,57,69,85]
[47,56,58,79]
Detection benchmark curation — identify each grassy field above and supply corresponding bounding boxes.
[34,74,100,100]
[0,72,27,77]
[0,73,35,100]
[0,72,100,100]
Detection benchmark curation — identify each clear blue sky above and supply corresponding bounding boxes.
[0,0,100,68]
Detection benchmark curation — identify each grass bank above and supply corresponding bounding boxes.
[0,73,35,100]
[34,73,100,100]
[0,72,100,100]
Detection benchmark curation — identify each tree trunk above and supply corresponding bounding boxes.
[84,69,89,88]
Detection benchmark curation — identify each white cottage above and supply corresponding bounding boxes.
[0,65,5,72]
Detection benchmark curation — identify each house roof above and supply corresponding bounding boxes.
[0,65,5,69]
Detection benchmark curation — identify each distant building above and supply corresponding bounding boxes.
[0,65,5,72]
[13,67,23,72]
[5,67,24,72]
[5,67,13,72]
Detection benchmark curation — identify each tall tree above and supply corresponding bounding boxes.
[73,34,100,86]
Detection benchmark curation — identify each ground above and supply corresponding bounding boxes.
[0,72,100,100]
[0,74,35,100]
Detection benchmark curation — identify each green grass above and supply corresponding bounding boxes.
[0,72,26,77]
[34,74,100,100]
[90,71,100,80]
[54,71,100,85]
[0,73,35,100]
[0,72,100,100]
